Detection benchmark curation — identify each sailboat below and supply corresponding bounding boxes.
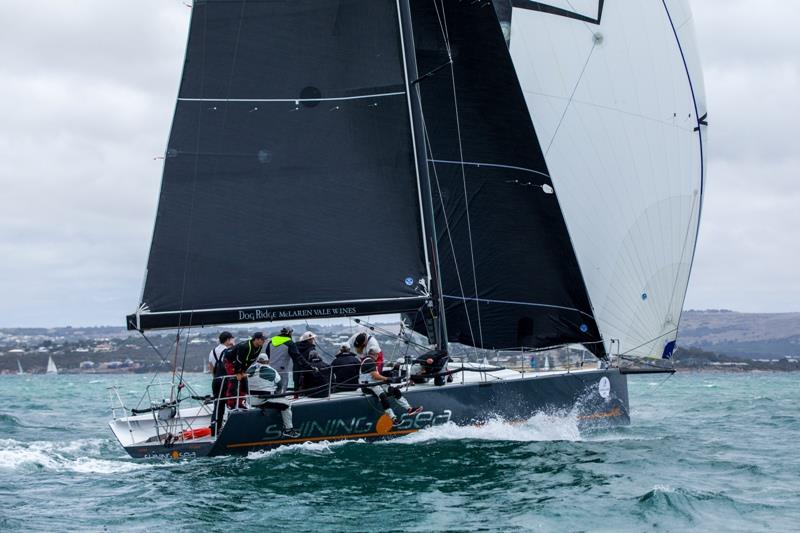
[17,360,24,375]
[109,0,706,459]
[46,356,58,375]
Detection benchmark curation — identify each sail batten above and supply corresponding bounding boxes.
[176,91,407,103]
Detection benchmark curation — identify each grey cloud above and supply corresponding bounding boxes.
[684,0,800,313]
[0,0,797,326]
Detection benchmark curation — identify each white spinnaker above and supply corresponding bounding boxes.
[508,0,707,358]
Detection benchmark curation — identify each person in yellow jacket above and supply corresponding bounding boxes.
[265,327,300,394]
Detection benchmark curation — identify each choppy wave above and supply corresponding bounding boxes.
[0,413,21,429]
[0,438,158,474]
[636,484,746,516]
[0,372,798,531]
[246,438,363,460]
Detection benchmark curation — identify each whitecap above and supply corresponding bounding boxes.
[246,438,362,460]
[0,437,157,474]
[66,457,154,474]
[652,484,677,494]
[391,412,582,444]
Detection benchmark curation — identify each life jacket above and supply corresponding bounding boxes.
[211,345,228,378]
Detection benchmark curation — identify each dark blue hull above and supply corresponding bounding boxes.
[123,368,628,459]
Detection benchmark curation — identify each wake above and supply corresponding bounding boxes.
[0,438,162,474]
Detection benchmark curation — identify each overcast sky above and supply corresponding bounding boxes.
[0,0,797,327]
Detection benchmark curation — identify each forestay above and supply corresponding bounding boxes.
[131,0,431,330]
[504,0,707,358]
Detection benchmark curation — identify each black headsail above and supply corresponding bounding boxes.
[130,0,431,330]
[406,0,605,357]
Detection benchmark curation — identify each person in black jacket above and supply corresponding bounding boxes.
[331,344,360,392]
[295,331,325,396]
[222,332,265,408]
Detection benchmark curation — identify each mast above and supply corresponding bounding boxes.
[397,0,448,352]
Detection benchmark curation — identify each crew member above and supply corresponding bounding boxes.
[266,327,301,394]
[223,332,265,408]
[349,331,384,373]
[295,331,319,395]
[293,331,331,398]
[246,354,300,438]
[208,331,234,435]
[359,352,422,424]
[331,344,360,392]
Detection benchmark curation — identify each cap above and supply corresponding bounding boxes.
[252,332,265,340]
[256,353,269,363]
[299,331,317,342]
[280,326,294,336]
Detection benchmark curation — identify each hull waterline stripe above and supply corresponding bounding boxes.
[226,428,419,448]
[577,406,622,420]
[178,91,405,103]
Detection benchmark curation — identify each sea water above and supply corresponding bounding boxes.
[0,372,798,532]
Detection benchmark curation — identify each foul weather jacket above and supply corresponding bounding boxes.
[331,352,360,392]
[266,335,300,386]
[224,339,262,374]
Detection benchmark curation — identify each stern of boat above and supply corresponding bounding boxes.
[107,383,216,459]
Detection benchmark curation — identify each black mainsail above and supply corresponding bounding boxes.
[129,0,604,359]
[407,0,605,356]
[131,0,431,330]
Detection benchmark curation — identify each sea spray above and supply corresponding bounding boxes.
[391,411,582,444]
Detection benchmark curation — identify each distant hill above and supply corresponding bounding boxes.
[3,312,799,367]
[678,310,800,359]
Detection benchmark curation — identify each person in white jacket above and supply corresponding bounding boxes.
[246,354,300,438]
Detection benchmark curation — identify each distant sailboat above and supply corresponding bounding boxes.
[17,360,24,375]
[46,356,58,375]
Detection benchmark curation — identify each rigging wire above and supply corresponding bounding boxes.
[437,0,485,349]
[420,116,479,360]
[130,329,182,411]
